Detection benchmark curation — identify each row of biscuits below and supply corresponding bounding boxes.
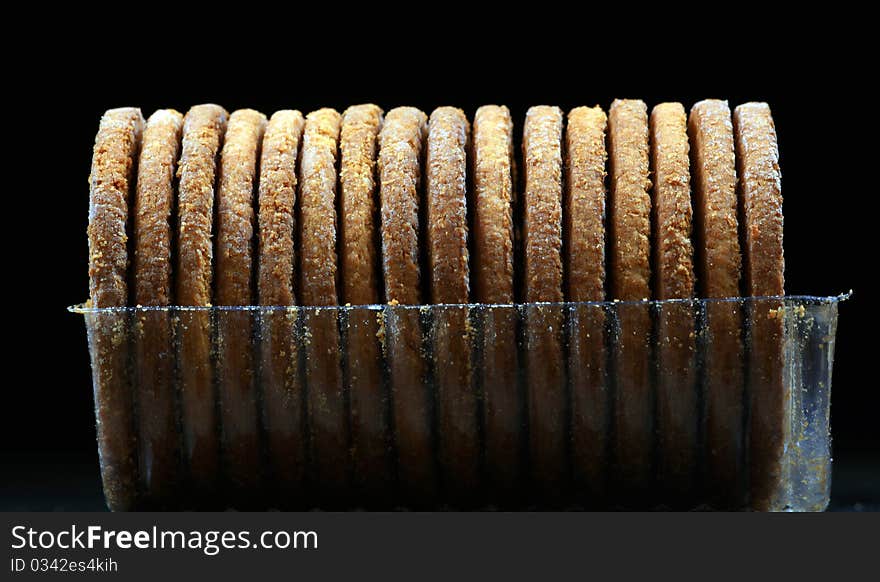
[86,100,783,509]
[88,100,782,310]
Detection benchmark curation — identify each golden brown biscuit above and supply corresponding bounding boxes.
[299,108,349,503]
[565,106,607,303]
[132,109,183,504]
[340,104,384,305]
[176,104,228,306]
[734,102,785,510]
[88,107,144,307]
[688,99,744,505]
[257,110,305,495]
[650,102,698,499]
[379,107,427,305]
[472,105,520,499]
[215,109,266,499]
[426,107,478,502]
[688,101,741,298]
[564,105,608,500]
[175,104,226,498]
[522,105,566,499]
[608,99,653,496]
[378,107,436,502]
[734,103,784,298]
[523,106,565,303]
[427,106,470,304]
[87,107,143,510]
[339,104,390,501]
[651,103,695,301]
[608,99,652,302]
[299,108,342,306]
[472,105,516,304]
[134,110,182,305]
[215,109,266,306]
[258,110,304,306]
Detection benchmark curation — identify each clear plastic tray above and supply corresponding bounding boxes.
[70,295,846,511]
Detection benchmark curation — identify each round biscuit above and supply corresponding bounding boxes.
[176,104,227,306]
[608,98,653,495]
[426,106,470,304]
[734,102,785,510]
[339,104,390,502]
[522,105,566,499]
[523,106,564,303]
[299,108,350,502]
[379,107,427,304]
[88,107,144,307]
[471,105,520,499]
[132,108,183,504]
[86,107,143,510]
[650,102,698,499]
[134,109,182,306]
[427,106,478,502]
[472,105,515,304]
[565,105,607,303]
[258,110,304,306]
[214,108,267,498]
[688,99,745,505]
[378,107,436,502]
[257,110,306,495]
[564,105,608,498]
[174,104,227,499]
[340,104,384,305]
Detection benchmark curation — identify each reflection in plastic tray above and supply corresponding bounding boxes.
[70,295,845,511]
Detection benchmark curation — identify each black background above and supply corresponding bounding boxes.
[3,14,876,510]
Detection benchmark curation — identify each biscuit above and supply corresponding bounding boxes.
[215,109,266,305]
[88,107,144,308]
[132,109,183,504]
[608,99,653,496]
[175,104,227,498]
[378,107,436,502]
[608,99,652,302]
[564,105,608,499]
[176,104,228,307]
[651,103,695,301]
[214,109,267,499]
[688,101,741,298]
[427,107,470,304]
[523,106,565,303]
[472,105,520,499]
[379,107,427,304]
[426,107,478,502]
[522,105,566,499]
[688,99,745,505]
[87,107,143,510]
[134,110,182,306]
[256,110,306,495]
[258,110,304,306]
[734,102,785,510]
[339,104,390,501]
[299,108,342,306]
[565,106,607,304]
[472,105,516,304]
[650,102,698,499]
[340,104,384,305]
[299,108,350,503]
[734,103,784,298]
